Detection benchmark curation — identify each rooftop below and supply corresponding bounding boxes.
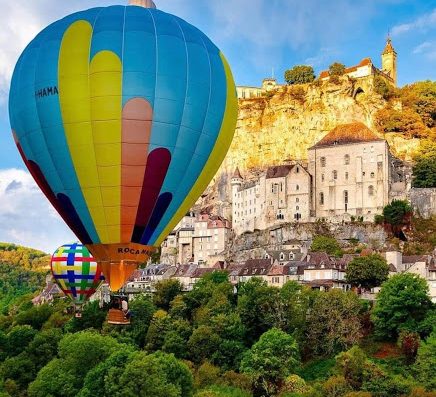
[310,122,383,149]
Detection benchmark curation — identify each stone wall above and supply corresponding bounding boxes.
[226,221,388,263]
[410,188,436,219]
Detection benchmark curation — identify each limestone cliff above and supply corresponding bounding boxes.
[199,77,423,216]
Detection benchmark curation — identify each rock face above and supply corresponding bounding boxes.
[200,77,420,215]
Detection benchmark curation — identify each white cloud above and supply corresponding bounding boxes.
[391,8,436,36]
[305,48,340,68]
[0,168,75,253]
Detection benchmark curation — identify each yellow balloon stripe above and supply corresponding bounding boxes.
[90,51,122,244]
[155,53,238,246]
[59,21,123,244]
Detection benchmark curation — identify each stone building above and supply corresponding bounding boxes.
[236,78,281,99]
[319,38,397,87]
[232,163,311,235]
[308,122,392,221]
[193,214,231,265]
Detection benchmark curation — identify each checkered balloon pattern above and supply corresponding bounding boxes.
[51,243,105,304]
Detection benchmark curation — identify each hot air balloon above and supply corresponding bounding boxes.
[51,243,104,312]
[9,1,238,292]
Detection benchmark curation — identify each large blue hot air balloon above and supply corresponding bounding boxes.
[9,1,238,290]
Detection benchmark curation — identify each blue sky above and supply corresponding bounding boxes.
[0,0,435,251]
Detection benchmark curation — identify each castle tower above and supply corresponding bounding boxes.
[381,37,397,86]
[231,167,243,195]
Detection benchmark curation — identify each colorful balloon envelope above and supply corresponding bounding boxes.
[51,243,104,305]
[9,4,238,290]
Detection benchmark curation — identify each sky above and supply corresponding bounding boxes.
[0,0,435,252]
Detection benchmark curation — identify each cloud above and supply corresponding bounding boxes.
[391,8,436,36]
[0,168,75,253]
[305,48,340,68]
[412,41,436,60]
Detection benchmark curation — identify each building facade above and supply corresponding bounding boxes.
[308,122,391,220]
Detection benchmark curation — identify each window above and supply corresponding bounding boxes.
[344,190,348,204]
[280,182,283,192]
[320,157,326,167]
[296,167,299,173]
[320,192,324,205]
[296,198,299,203]
[344,154,350,165]
[370,172,375,178]
[271,184,274,193]
[289,252,295,260]
[368,185,374,196]
[321,174,325,182]
[296,206,300,211]
[296,185,300,191]
[362,172,366,177]
[333,170,338,180]
[345,172,349,180]
[280,253,285,260]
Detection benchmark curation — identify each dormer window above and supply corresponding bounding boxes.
[289,252,295,260]
[280,253,285,260]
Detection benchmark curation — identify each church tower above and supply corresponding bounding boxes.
[381,37,397,86]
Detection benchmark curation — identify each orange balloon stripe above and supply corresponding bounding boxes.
[120,98,153,243]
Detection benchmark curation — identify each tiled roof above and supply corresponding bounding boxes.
[389,263,397,272]
[266,250,304,262]
[319,58,373,79]
[232,167,242,179]
[402,255,430,264]
[310,122,382,149]
[191,268,216,279]
[382,38,395,55]
[266,165,293,179]
[238,259,273,276]
[173,264,198,277]
[306,252,332,265]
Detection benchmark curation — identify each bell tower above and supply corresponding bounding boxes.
[381,36,397,86]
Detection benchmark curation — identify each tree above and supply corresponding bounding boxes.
[310,236,342,257]
[284,65,315,85]
[306,290,363,356]
[345,254,389,290]
[187,325,221,364]
[78,345,136,397]
[237,278,281,343]
[413,154,436,188]
[374,76,394,100]
[398,330,420,364]
[329,62,346,76]
[145,310,171,351]
[372,273,433,339]
[127,295,156,348]
[335,346,368,390]
[28,331,120,397]
[153,279,182,311]
[67,301,107,332]
[240,328,300,396]
[6,325,37,357]
[322,376,352,397]
[14,304,53,329]
[413,332,436,390]
[115,351,193,397]
[382,200,412,237]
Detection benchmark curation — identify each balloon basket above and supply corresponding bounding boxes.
[107,309,131,325]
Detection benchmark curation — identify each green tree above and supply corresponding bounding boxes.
[372,273,433,339]
[310,236,342,257]
[329,62,346,76]
[345,255,389,290]
[187,325,221,364]
[284,65,315,85]
[145,310,171,351]
[114,351,193,397]
[6,325,37,357]
[335,346,368,390]
[306,290,363,356]
[14,304,53,330]
[413,154,436,188]
[127,295,156,348]
[382,200,412,237]
[237,278,281,343]
[413,332,436,390]
[78,345,136,397]
[240,328,300,396]
[153,279,182,311]
[28,331,120,397]
[322,376,352,397]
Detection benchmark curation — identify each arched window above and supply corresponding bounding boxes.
[368,185,374,196]
[320,192,324,205]
[280,253,285,260]
[320,157,326,167]
[344,154,350,165]
[296,197,300,203]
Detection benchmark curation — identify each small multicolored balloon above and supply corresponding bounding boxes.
[51,243,104,305]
